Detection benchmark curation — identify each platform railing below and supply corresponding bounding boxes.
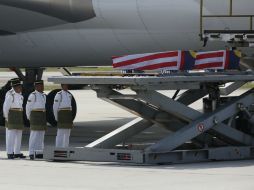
[200,0,254,40]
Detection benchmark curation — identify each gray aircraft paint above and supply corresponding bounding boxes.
[0,0,253,68]
[0,0,95,33]
[0,30,15,36]
[0,0,95,23]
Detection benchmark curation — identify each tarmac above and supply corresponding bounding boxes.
[0,73,253,190]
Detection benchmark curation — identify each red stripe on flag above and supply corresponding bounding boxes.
[196,52,224,60]
[180,51,185,70]
[194,62,223,69]
[113,51,179,68]
[224,50,230,69]
[137,61,178,70]
[112,56,123,59]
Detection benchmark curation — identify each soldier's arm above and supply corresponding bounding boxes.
[3,95,12,121]
[5,92,9,99]
[26,94,35,120]
[53,93,61,121]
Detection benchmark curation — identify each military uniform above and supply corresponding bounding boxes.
[53,90,73,148]
[26,85,47,159]
[5,86,14,153]
[5,78,19,154]
[3,79,25,159]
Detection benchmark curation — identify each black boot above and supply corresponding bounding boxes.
[7,154,14,159]
[29,155,34,160]
[14,153,26,159]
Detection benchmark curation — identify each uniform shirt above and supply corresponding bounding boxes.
[3,91,24,121]
[5,88,14,99]
[26,90,46,120]
[53,90,72,121]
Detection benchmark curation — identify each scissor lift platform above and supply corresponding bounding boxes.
[45,71,254,164]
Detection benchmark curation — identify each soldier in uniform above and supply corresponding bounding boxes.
[5,78,20,154]
[26,80,47,160]
[53,84,73,148]
[3,79,26,159]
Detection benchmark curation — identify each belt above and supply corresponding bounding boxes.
[32,109,46,112]
[10,108,23,111]
[59,107,72,111]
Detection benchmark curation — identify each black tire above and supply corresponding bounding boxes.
[0,92,6,126]
[0,81,12,126]
[46,89,77,127]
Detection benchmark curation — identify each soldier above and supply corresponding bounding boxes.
[3,79,26,159]
[53,84,73,148]
[26,80,47,160]
[5,78,20,154]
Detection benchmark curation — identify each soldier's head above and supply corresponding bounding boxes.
[11,79,22,93]
[61,84,69,91]
[10,78,20,86]
[34,80,44,92]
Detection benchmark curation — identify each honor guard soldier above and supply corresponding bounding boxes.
[26,80,47,160]
[53,84,73,148]
[5,78,20,154]
[3,79,26,159]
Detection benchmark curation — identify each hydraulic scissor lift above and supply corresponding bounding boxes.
[45,71,254,164]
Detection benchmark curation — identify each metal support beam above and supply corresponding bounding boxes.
[95,87,184,130]
[146,146,253,164]
[86,118,153,148]
[146,90,254,153]
[137,90,254,146]
[220,82,247,95]
[96,88,225,148]
[93,87,213,148]
[136,90,198,122]
[45,147,144,163]
[176,89,207,105]
[44,146,254,164]
[210,125,254,146]
[89,86,216,148]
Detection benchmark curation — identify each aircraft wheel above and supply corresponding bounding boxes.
[0,91,6,126]
[0,81,12,126]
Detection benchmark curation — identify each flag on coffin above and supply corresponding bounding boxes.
[112,51,195,71]
[228,50,241,70]
[194,50,241,70]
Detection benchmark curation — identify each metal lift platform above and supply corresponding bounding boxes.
[45,71,254,164]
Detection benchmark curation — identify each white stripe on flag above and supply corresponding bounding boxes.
[195,57,224,65]
[113,51,170,64]
[116,57,178,70]
[197,50,225,55]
